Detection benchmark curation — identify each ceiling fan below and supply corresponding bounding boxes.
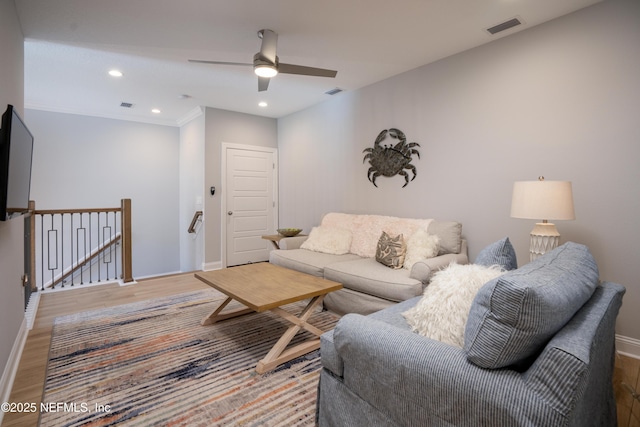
[189,29,337,92]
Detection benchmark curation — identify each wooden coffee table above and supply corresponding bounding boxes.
[194,263,342,374]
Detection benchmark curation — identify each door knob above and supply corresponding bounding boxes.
[228,211,233,216]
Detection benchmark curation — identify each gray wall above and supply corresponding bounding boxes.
[278,0,640,340]
[203,107,277,268]
[0,0,27,389]
[179,110,205,272]
[26,110,181,279]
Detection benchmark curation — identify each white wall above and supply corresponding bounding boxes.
[278,0,640,340]
[0,0,28,399]
[179,109,205,271]
[26,110,181,278]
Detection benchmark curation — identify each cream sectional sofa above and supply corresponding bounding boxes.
[269,213,468,315]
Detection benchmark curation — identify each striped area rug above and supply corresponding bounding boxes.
[40,289,340,426]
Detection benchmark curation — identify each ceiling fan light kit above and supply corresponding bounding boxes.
[254,65,277,78]
[189,29,337,92]
[253,53,278,78]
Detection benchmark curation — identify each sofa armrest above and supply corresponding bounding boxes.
[410,239,469,283]
[277,235,308,250]
[331,313,571,426]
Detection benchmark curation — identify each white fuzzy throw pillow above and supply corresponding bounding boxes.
[300,226,352,255]
[404,228,440,270]
[403,263,505,347]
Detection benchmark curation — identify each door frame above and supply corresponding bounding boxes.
[221,142,278,268]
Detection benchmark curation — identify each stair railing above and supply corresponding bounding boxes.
[29,199,133,290]
[188,210,203,234]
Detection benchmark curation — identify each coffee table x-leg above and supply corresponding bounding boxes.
[201,294,327,374]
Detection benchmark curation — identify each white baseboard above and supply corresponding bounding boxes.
[616,334,640,359]
[134,270,182,281]
[0,318,28,424]
[203,261,222,271]
[25,291,40,330]
[119,279,138,286]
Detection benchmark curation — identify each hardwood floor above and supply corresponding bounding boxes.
[616,352,640,427]
[2,273,640,426]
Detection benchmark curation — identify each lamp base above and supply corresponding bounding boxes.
[529,222,560,262]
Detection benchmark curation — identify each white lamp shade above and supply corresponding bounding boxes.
[511,180,575,221]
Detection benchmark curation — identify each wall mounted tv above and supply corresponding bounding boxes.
[0,104,34,221]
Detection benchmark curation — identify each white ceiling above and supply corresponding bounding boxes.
[15,0,602,126]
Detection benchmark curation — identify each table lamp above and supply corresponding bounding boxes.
[511,177,575,261]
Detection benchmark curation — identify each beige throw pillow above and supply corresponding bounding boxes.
[375,231,406,269]
[300,226,352,255]
[404,228,440,270]
[403,263,505,347]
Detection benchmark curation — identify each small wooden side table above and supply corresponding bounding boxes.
[262,234,306,249]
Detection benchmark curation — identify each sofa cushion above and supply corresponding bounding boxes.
[475,237,518,270]
[375,232,407,269]
[427,221,462,255]
[464,242,599,369]
[300,226,352,255]
[324,258,423,302]
[323,288,397,316]
[269,249,362,277]
[403,229,440,270]
[403,264,505,347]
[321,213,432,258]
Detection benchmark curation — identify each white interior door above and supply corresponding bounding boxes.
[224,145,277,267]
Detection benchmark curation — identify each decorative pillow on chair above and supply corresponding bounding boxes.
[464,242,599,369]
[402,263,505,347]
[403,228,440,270]
[475,237,518,270]
[300,226,352,255]
[375,231,407,269]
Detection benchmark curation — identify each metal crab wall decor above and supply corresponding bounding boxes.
[362,128,421,188]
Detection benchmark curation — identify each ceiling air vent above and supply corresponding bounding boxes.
[487,18,522,35]
[325,88,343,96]
[120,102,134,108]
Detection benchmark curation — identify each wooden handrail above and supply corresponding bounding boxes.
[34,207,121,215]
[188,210,203,233]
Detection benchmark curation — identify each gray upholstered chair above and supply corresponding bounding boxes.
[317,243,625,426]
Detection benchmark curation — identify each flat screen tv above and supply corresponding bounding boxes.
[0,104,34,221]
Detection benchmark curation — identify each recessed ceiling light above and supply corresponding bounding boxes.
[258,101,268,107]
[151,108,161,114]
[108,69,123,77]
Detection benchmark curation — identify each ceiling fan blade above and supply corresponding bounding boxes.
[258,76,270,92]
[188,59,252,67]
[259,29,278,63]
[278,63,337,78]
